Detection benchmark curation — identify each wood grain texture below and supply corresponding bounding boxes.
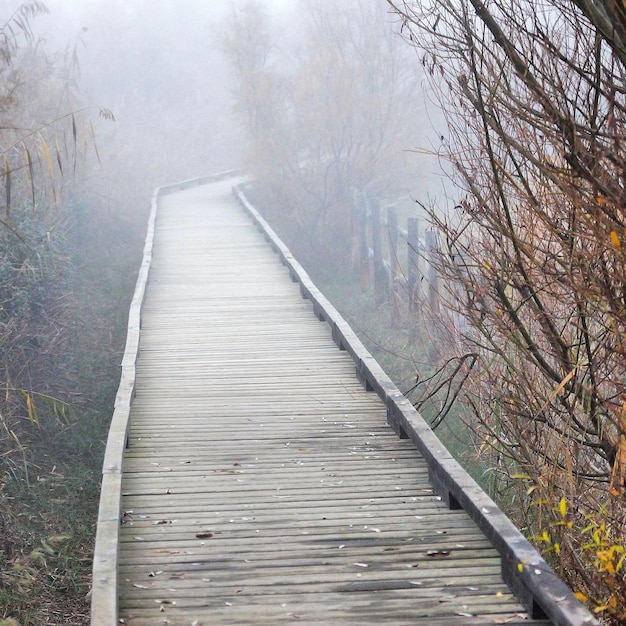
[114,180,548,625]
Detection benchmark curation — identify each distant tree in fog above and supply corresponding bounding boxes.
[221,0,424,266]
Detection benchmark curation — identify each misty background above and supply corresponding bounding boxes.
[33,0,448,229]
[0,2,618,622]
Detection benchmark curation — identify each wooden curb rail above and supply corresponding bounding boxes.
[231,182,598,626]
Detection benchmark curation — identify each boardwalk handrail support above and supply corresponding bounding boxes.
[232,182,597,626]
[90,169,243,626]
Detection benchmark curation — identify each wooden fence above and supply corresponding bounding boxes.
[350,192,439,324]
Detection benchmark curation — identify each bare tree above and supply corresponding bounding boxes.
[221,0,424,268]
[219,2,291,169]
[387,0,626,619]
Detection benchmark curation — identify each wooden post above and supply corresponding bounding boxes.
[370,198,387,304]
[408,217,420,313]
[425,229,439,313]
[387,206,401,324]
[357,193,369,291]
[350,189,360,275]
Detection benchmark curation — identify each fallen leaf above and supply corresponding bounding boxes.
[196,531,213,538]
[426,550,451,557]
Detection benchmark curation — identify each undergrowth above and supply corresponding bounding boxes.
[0,192,144,625]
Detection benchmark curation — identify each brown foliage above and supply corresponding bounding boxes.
[389,0,626,619]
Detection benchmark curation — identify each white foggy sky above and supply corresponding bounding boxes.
[1,0,447,202]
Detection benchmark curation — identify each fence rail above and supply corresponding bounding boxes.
[350,193,440,323]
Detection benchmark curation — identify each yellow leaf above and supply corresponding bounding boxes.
[21,391,39,426]
[517,563,523,573]
[610,230,621,248]
[574,592,588,603]
[559,497,567,519]
[531,498,550,506]
[534,370,575,419]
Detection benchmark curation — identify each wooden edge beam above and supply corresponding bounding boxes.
[232,182,598,626]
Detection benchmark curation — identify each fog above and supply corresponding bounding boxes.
[14,0,448,225]
[38,0,246,195]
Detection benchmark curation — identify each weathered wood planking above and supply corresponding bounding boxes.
[91,172,244,625]
[115,180,550,625]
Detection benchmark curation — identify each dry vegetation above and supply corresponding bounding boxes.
[388,0,626,620]
[0,4,144,624]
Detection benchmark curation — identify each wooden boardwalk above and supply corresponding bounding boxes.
[92,176,596,625]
